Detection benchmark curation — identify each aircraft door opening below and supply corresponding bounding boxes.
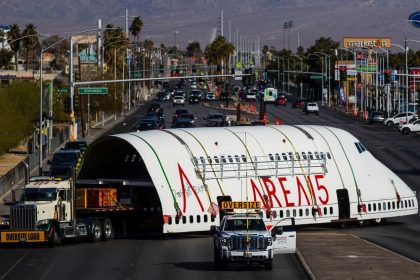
[336,189,350,219]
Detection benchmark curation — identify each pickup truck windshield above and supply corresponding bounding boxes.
[223,218,266,231]
[24,188,57,201]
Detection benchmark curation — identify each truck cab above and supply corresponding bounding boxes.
[211,212,296,270]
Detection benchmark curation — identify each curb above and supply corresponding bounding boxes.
[295,248,316,280]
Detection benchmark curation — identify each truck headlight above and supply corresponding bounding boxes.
[36,219,50,226]
[266,237,272,246]
[221,237,229,246]
[0,219,10,226]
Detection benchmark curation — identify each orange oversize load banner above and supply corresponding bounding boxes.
[1,231,46,243]
[343,37,391,49]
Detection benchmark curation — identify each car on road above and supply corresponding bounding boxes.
[48,149,81,176]
[63,140,88,154]
[147,103,162,113]
[144,111,165,124]
[172,109,189,123]
[398,119,420,135]
[134,118,164,131]
[172,95,185,106]
[275,95,287,106]
[205,92,216,101]
[292,100,305,108]
[155,91,169,102]
[219,91,229,101]
[303,102,319,115]
[179,113,195,124]
[204,113,228,127]
[172,118,195,128]
[368,111,386,125]
[383,112,417,127]
[189,94,200,104]
[238,89,246,99]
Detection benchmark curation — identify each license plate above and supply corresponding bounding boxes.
[1,231,46,243]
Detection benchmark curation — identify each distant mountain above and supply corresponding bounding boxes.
[1,0,419,50]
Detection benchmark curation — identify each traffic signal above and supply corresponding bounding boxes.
[64,97,71,114]
[339,66,347,81]
[243,68,252,86]
[357,72,361,83]
[384,69,391,84]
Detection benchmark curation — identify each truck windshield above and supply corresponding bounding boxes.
[24,188,57,201]
[223,219,266,231]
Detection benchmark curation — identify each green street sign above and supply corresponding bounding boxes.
[78,87,108,94]
[310,75,322,80]
[57,87,68,93]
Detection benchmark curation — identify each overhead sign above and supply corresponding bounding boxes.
[408,11,420,29]
[78,87,108,94]
[310,75,322,80]
[220,201,261,210]
[79,48,97,63]
[343,37,391,49]
[57,87,68,94]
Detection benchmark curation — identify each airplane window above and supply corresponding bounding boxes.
[288,152,294,160]
[302,152,307,160]
[279,210,284,218]
[131,155,137,162]
[326,152,332,159]
[269,154,274,161]
[241,155,247,162]
[211,215,215,222]
[235,155,240,162]
[207,156,212,164]
[397,201,400,209]
[295,152,301,160]
[189,215,193,223]
[182,216,187,224]
[228,155,233,163]
[314,152,320,160]
[329,207,333,215]
[275,153,281,161]
[197,215,201,223]
[124,155,130,162]
[308,152,314,160]
[221,156,227,163]
[360,143,367,152]
[293,209,297,217]
[271,211,277,218]
[320,152,325,159]
[373,203,377,211]
[355,143,362,153]
[323,207,327,215]
[368,204,371,212]
[204,214,208,223]
[200,156,205,164]
[392,201,395,209]
[286,210,290,217]
[175,217,180,224]
[214,156,220,163]
[282,153,287,160]
[388,202,391,210]
[168,217,173,225]
[378,203,381,211]
[305,208,309,216]
[405,200,408,208]
[299,209,303,217]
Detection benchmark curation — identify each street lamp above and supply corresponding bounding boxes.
[291,54,303,98]
[174,31,179,49]
[273,56,285,92]
[391,42,409,122]
[312,51,330,106]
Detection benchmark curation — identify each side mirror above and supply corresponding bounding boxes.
[272,226,283,237]
[210,225,218,234]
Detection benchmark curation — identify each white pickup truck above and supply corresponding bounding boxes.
[211,213,296,270]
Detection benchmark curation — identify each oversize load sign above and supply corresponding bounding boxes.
[1,231,46,243]
[343,37,391,49]
[220,201,261,210]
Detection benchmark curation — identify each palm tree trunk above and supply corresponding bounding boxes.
[26,50,29,71]
[15,51,19,71]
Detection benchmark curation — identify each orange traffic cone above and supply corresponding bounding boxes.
[275,117,280,125]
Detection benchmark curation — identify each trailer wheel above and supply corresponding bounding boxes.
[265,260,273,270]
[91,220,103,242]
[102,219,114,241]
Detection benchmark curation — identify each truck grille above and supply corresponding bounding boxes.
[229,235,267,251]
[10,205,37,230]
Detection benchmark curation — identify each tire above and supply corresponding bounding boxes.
[48,224,62,248]
[386,121,393,127]
[265,260,273,270]
[402,128,410,135]
[373,218,386,225]
[316,112,319,115]
[102,219,114,241]
[90,220,103,242]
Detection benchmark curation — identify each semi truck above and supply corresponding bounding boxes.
[0,176,137,247]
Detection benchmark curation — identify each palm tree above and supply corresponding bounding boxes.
[0,29,4,48]
[22,23,38,71]
[205,36,235,74]
[6,24,21,71]
[103,24,127,73]
[129,16,143,42]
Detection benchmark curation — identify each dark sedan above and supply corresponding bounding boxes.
[292,100,305,108]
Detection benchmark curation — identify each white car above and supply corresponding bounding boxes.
[399,119,420,134]
[383,112,417,127]
[303,102,319,115]
[205,92,215,101]
[172,96,185,106]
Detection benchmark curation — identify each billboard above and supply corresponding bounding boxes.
[342,37,391,49]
